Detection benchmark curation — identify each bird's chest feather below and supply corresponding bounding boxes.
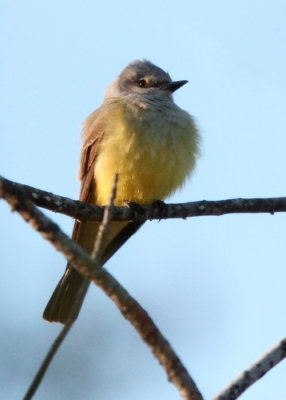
[94,100,198,205]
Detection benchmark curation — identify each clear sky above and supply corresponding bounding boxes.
[1,1,286,399]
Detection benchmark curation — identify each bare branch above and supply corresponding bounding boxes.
[23,322,73,400]
[23,174,119,399]
[0,176,104,220]
[0,177,98,279]
[93,268,204,400]
[0,176,203,400]
[1,176,286,222]
[91,173,118,261]
[214,338,286,400]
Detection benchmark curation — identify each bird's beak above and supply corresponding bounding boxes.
[161,80,188,93]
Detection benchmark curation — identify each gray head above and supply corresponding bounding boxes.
[103,60,188,101]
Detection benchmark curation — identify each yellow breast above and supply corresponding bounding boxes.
[93,97,199,206]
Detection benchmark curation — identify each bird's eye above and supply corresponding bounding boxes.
[138,79,146,87]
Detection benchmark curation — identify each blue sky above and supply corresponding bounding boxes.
[1,1,286,399]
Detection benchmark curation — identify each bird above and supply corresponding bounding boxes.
[43,59,200,324]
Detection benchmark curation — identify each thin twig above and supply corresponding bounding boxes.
[23,321,73,400]
[22,174,119,399]
[91,173,118,262]
[0,176,203,399]
[23,278,89,399]
[1,176,286,222]
[214,338,286,400]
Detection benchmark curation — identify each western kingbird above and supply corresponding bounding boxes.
[43,60,200,324]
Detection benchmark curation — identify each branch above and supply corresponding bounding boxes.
[23,322,73,400]
[23,174,119,399]
[1,176,286,222]
[91,173,118,261]
[214,338,286,400]
[0,177,203,400]
[0,178,98,278]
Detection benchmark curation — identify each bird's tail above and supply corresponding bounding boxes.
[43,267,89,324]
[43,220,143,324]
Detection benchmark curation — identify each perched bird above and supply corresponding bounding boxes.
[43,60,200,324]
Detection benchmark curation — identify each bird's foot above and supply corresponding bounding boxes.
[151,200,168,220]
[123,200,144,219]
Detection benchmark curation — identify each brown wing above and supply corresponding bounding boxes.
[72,109,104,243]
[43,109,105,323]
